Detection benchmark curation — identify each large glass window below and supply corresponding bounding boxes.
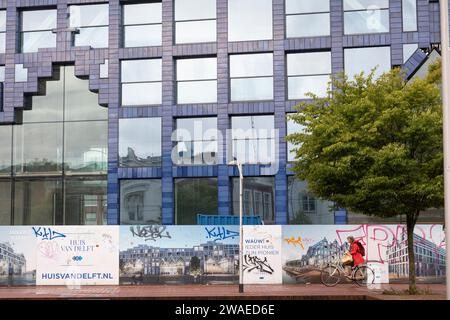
[174,178,218,225]
[0,125,12,175]
[120,179,162,224]
[287,52,331,99]
[175,0,216,44]
[0,65,107,225]
[13,179,63,225]
[287,176,334,224]
[231,177,275,224]
[0,180,11,225]
[174,117,217,165]
[344,0,389,35]
[176,57,217,104]
[64,121,107,174]
[228,0,273,42]
[344,46,391,80]
[230,53,273,101]
[286,0,330,38]
[20,9,57,53]
[121,59,162,106]
[69,4,109,48]
[123,2,161,47]
[64,178,107,225]
[0,10,6,53]
[119,117,162,167]
[231,115,275,164]
[403,0,417,32]
[13,123,63,175]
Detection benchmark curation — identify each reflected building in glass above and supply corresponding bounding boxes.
[0,0,444,226]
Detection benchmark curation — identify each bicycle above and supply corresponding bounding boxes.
[320,256,375,287]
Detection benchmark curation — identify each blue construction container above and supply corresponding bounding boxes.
[197,214,263,225]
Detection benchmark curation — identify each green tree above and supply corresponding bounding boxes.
[286,62,443,294]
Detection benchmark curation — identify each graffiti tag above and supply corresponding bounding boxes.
[284,236,304,249]
[32,227,66,241]
[205,226,239,242]
[243,255,274,274]
[130,225,172,242]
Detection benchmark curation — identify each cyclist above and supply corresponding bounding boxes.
[342,236,365,276]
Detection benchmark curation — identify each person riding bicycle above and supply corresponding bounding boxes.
[342,236,365,276]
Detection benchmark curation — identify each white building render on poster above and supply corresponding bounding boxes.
[35,226,119,285]
[243,225,282,284]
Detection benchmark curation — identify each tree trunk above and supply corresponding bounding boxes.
[406,212,419,294]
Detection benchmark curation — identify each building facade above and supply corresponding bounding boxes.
[387,231,446,278]
[119,241,239,276]
[0,0,445,226]
[0,242,26,275]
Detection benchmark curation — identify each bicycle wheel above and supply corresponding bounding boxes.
[353,265,375,286]
[320,265,341,287]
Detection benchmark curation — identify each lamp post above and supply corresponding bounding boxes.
[229,159,244,293]
[439,0,450,301]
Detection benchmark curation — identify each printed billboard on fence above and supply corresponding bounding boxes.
[242,225,282,284]
[0,226,36,286]
[119,225,239,285]
[35,226,119,285]
[0,226,120,286]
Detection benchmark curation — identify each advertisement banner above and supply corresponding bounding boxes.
[35,226,119,285]
[119,225,239,285]
[242,225,282,284]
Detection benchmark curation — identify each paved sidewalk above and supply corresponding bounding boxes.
[0,284,445,300]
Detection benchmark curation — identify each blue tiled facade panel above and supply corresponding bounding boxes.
[0,0,444,226]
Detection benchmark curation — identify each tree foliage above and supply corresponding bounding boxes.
[287,63,443,219]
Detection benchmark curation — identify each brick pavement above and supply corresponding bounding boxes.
[0,284,445,300]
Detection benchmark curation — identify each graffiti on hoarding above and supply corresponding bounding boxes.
[32,227,66,241]
[243,255,274,274]
[205,226,239,242]
[335,224,445,265]
[130,225,172,242]
[38,241,60,259]
[284,236,304,249]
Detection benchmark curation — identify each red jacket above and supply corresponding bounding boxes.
[350,241,365,266]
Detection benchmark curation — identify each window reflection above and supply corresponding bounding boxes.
[13,179,63,225]
[120,179,162,225]
[287,52,331,99]
[343,0,389,35]
[20,9,57,53]
[69,4,109,48]
[286,117,306,162]
[231,115,275,164]
[174,117,217,165]
[176,57,217,103]
[344,46,391,80]
[175,0,216,44]
[231,177,275,224]
[64,121,107,174]
[287,177,334,224]
[0,65,107,225]
[402,0,417,32]
[0,180,11,225]
[123,2,162,47]
[65,178,107,225]
[229,53,273,101]
[119,118,162,167]
[0,126,12,175]
[0,11,5,53]
[174,178,218,225]
[121,59,162,106]
[228,0,273,41]
[286,0,330,38]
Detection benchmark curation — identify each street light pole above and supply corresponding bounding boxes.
[439,0,450,301]
[229,160,244,293]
